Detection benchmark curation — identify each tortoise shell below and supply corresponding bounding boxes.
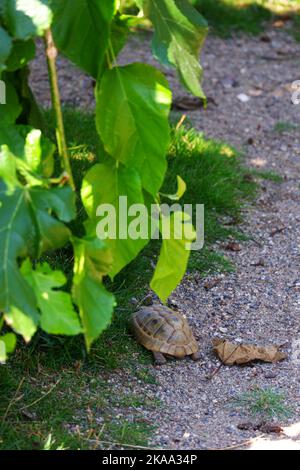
[132,305,198,358]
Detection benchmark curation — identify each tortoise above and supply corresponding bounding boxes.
[131,304,200,365]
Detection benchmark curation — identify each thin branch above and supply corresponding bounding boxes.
[2,376,25,422]
[18,379,61,413]
[44,28,75,190]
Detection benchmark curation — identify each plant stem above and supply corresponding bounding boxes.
[44,28,75,190]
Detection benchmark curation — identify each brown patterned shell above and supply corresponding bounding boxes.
[132,305,198,358]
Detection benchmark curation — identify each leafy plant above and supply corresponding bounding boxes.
[0,0,208,358]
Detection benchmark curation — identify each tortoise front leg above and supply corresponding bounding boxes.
[191,351,201,361]
[153,351,167,365]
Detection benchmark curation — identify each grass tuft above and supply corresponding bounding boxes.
[234,387,292,419]
[273,121,299,134]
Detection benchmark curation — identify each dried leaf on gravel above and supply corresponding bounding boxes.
[212,338,287,365]
[260,422,283,434]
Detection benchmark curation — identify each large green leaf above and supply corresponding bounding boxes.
[51,0,115,78]
[142,0,208,98]
[0,183,75,336]
[0,124,55,177]
[21,261,82,336]
[3,0,53,39]
[0,153,76,340]
[96,63,172,196]
[150,211,196,302]
[0,182,40,340]
[72,236,115,349]
[0,26,12,73]
[82,162,148,277]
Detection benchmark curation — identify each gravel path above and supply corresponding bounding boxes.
[30,27,300,450]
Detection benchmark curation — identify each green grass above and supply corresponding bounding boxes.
[0,109,280,450]
[0,343,154,450]
[192,0,300,40]
[234,387,292,419]
[188,246,235,275]
[193,0,273,37]
[273,121,299,134]
[249,169,284,183]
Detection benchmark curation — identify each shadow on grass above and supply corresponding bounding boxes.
[193,0,300,40]
[193,0,273,36]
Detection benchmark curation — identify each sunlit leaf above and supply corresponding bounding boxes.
[0,333,16,362]
[21,261,82,336]
[72,236,115,349]
[0,124,55,177]
[0,154,76,340]
[82,162,148,278]
[142,0,208,98]
[150,211,196,302]
[52,0,115,78]
[160,175,186,200]
[96,63,171,196]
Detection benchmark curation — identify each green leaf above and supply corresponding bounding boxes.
[82,162,148,277]
[96,63,172,196]
[160,175,186,200]
[150,211,196,302]
[52,0,115,78]
[0,157,75,339]
[22,127,55,177]
[0,187,74,322]
[0,124,55,177]
[0,145,20,190]
[72,236,115,349]
[110,13,143,55]
[4,306,38,342]
[0,80,22,124]
[0,333,16,362]
[0,157,39,341]
[142,0,208,98]
[27,186,76,253]
[5,39,35,71]
[3,0,53,40]
[21,260,82,336]
[0,332,16,353]
[0,26,12,73]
